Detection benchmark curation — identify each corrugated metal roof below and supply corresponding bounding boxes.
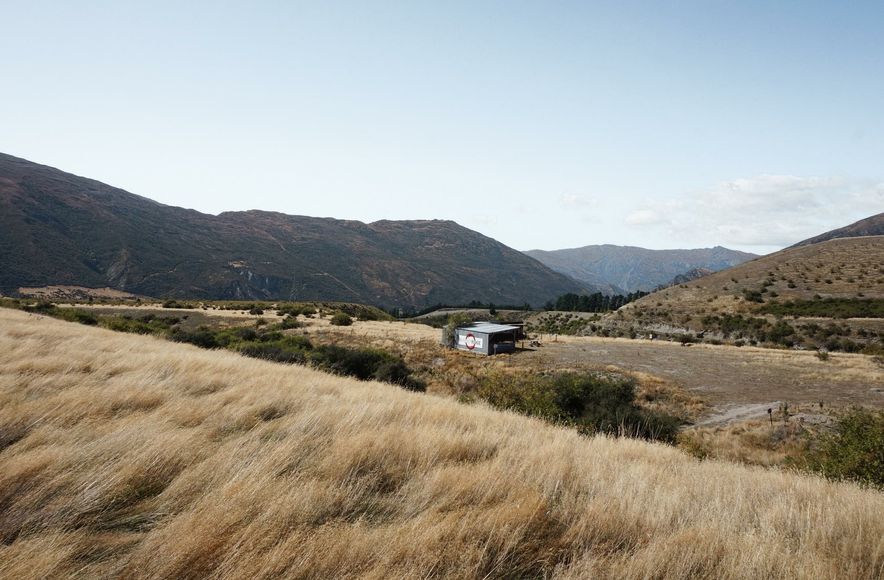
[458,322,520,334]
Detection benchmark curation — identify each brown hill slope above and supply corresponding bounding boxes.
[1,307,882,578]
[0,152,587,309]
[791,212,884,248]
[612,236,884,346]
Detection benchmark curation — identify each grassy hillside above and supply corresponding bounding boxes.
[791,212,884,248]
[610,236,884,350]
[1,308,882,578]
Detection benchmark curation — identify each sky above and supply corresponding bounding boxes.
[1,1,882,254]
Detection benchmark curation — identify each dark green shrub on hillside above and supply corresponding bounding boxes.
[168,326,219,349]
[741,289,764,303]
[308,345,425,391]
[19,301,99,326]
[761,298,884,319]
[330,312,353,326]
[239,342,309,364]
[476,372,679,442]
[796,407,884,489]
[0,297,24,310]
[271,315,302,330]
[53,308,99,326]
[100,314,179,334]
[276,304,317,317]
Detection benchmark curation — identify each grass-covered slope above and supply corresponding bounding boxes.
[608,236,884,349]
[791,212,884,248]
[1,308,882,578]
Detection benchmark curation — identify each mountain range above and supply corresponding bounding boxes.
[0,153,589,309]
[524,245,758,293]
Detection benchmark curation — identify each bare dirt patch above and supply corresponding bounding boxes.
[521,337,883,412]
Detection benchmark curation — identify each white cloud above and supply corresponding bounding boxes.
[624,209,663,225]
[625,175,884,249]
[559,194,593,208]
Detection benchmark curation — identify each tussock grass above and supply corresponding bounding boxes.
[1,308,883,578]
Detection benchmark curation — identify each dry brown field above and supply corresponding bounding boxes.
[1,307,883,578]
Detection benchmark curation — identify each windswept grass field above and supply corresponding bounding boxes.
[1,308,883,578]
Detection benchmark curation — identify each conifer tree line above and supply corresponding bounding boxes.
[546,291,649,313]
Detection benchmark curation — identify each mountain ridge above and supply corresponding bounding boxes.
[525,244,758,293]
[790,212,884,248]
[0,152,591,308]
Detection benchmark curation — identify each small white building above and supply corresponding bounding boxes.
[452,322,521,355]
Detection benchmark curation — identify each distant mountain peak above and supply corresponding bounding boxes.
[524,244,758,294]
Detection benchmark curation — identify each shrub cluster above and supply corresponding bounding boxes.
[18,301,99,325]
[100,313,181,334]
[329,312,353,326]
[161,300,195,309]
[276,304,317,317]
[475,372,680,442]
[760,298,884,319]
[162,324,425,391]
[794,407,884,489]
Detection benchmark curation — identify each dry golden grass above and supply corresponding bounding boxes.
[1,308,884,579]
[679,418,818,467]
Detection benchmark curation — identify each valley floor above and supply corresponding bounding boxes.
[302,317,883,422]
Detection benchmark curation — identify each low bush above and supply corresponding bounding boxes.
[271,315,302,330]
[309,345,425,391]
[168,327,219,349]
[794,407,884,489]
[475,372,679,442]
[330,312,353,326]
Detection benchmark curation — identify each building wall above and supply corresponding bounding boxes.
[454,329,490,355]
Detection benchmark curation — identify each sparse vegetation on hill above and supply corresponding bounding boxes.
[593,236,884,351]
[1,308,882,578]
[790,211,884,247]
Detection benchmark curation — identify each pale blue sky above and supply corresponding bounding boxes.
[2,1,882,253]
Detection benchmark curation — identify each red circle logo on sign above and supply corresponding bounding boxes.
[465,333,477,350]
